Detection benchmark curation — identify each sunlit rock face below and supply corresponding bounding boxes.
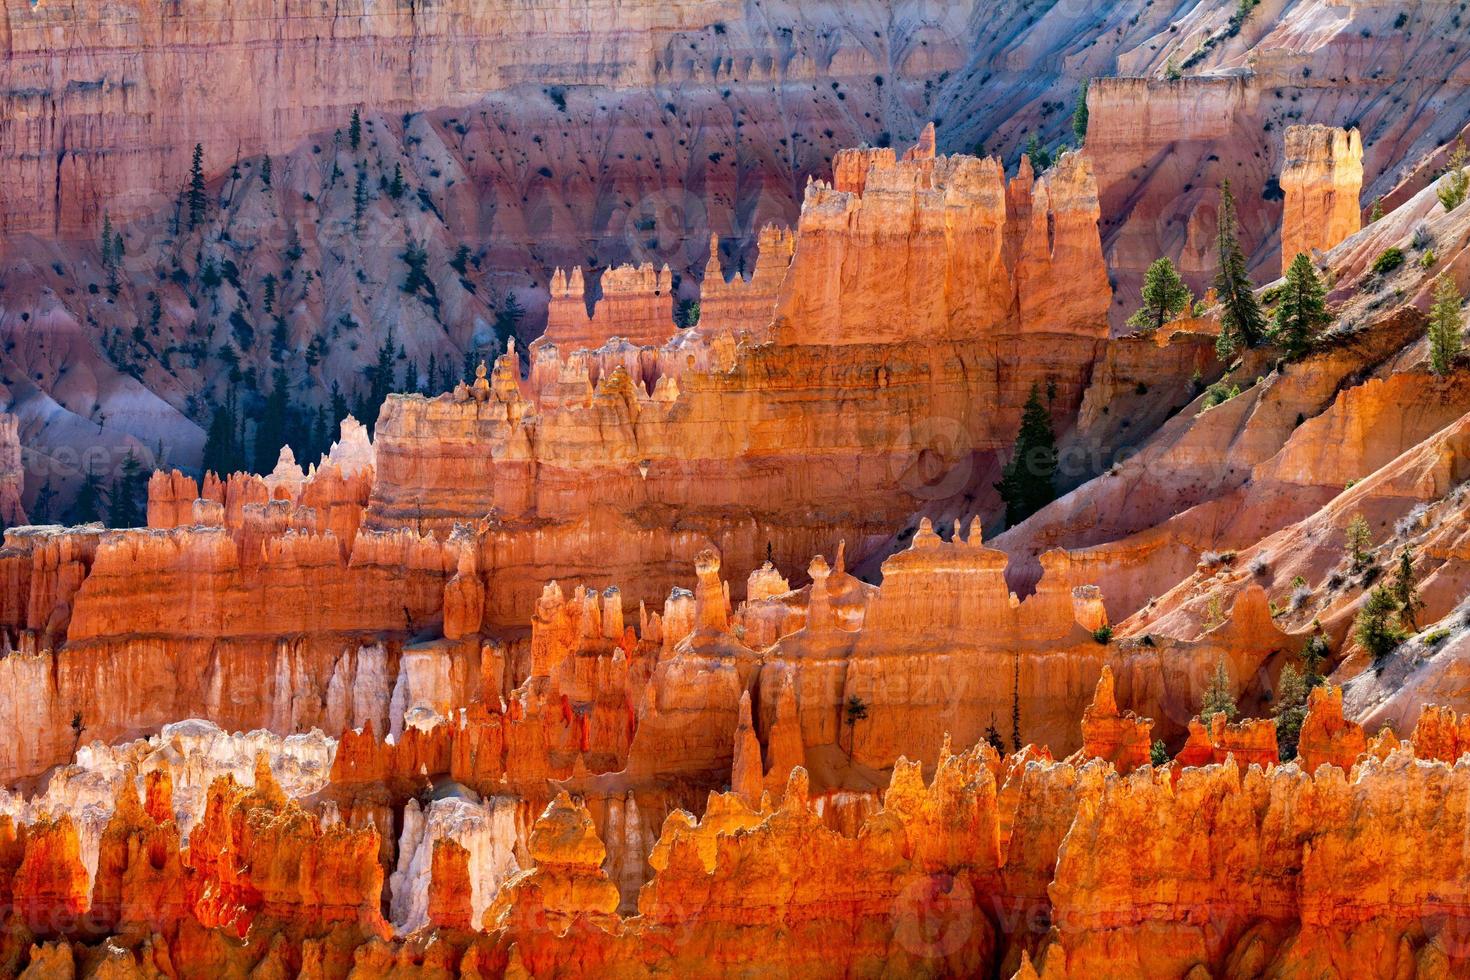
[13,6,1470,969]
[1281,124,1363,274]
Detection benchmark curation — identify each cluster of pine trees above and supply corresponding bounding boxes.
[28,451,150,529]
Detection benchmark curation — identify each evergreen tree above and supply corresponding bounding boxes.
[187,143,208,230]
[675,298,702,329]
[1271,252,1331,357]
[1273,663,1308,760]
[995,383,1058,527]
[1213,180,1268,358]
[1355,585,1408,663]
[1010,650,1022,752]
[253,368,291,473]
[67,466,107,525]
[1024,133,1052,173]
[1071,80,1089,144]
[494,292,525,345]
[353,170,370,232]
[1438,138,1469,212]
[329,382,349,428]
[388,164,407,200]
[260,154,272,189]
[1345,512,1373,571]
[100,214,115,265]
[349,109,363,151]
[1301,634,1329,683]
[1199,657,1238,724]
[202,394,242,476]
[1390,546,1425,631]
[450,245,471,275]
[106,451,146,528]
[1429,274,1464,375]
[1369,197,1384,222]
[984,715,1005,755]
[31,478,56,523]
[426,352,440,395]
[311,405,332,461]
[1127,257,1193,334]
[843,695,868,756]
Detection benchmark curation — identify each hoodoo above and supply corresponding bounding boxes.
[6,2,1470,976]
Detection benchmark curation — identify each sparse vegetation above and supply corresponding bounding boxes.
[1438,138,1469,212]
[1371,247,1405,276]
[1091,624,1113,645]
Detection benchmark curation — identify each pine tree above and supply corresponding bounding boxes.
[106,451,146,528]
[1199,657,1238,724]
[329,382,349,428]
[1024,134,1052,173]
[984,715,1005,755]
[1213,180,1268,359]
[1273,663,1308,759]
[1271,252,1331,357]
[253,368,291,473]
[1071,79,1089,144]
[1010,650,1022,752]
[187,143,208,230]
[675,298,702,329]
[1390,546,1425,631]
[67,466,107,525]
[100,214,115,266]
[1355,585,1408,663]
[353,170,370,232]
[260,154,272,189]
[31,478,56,523]
[1127,257,1193,334]
[1345,513,1373,571]
[1429,274,1464,375]
[1300,634,1329,683]
[843,695,868,756]
[1438,138,1469,212]
[388,163,406,200]
[202,391,245,476]
[995,383,1058,527]
[495,292,525,346]
[349,109,363,151]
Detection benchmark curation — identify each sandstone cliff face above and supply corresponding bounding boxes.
[1,0,978,237]
[1281,125,1363,274]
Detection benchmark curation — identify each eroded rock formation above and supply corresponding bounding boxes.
[1281,125,1363,273]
